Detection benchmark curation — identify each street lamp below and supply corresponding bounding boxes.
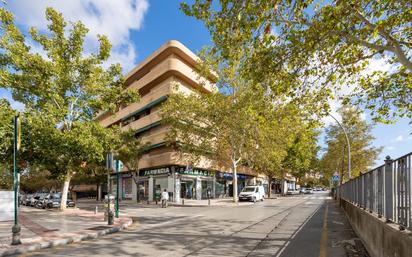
[328,113,351,181]
[11,114,21,245]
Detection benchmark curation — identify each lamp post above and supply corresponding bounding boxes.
[115,160,120,218]
[105,153,114,225]
[11,114,21,245]
[329,113,351,181]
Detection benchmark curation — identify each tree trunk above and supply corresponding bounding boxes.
[232,162,238,203]
[60,173,71,211]
[132,172,139,203]
[268,176,272,198]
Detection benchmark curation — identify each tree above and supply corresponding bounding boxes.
[162,84,265,203]
[181,0,412,122]
[321,106,382,183]
[0,8,138,210]
[248,102,314,197]
[20,168,61,193]
[282,126,320,184]
[116,130,151,202]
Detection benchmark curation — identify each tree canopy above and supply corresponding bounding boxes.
[181,0,412,122]
[0,7,139,209]
[321,106,382,183]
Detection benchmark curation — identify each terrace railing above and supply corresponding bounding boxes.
[338,152,412,231]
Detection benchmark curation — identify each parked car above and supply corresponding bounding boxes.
[45,193,61,208]
[239,186,265,202]
[30,193,41,206]
[45,193,75,208]
[299,188,306,194]
[286,189,299,195]
[35,193,47,208]
[304,188,314,194]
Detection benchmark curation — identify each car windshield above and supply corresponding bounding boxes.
[52,194,61,199]
[242,187,256,192]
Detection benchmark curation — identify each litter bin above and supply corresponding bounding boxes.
[104,195,115,225]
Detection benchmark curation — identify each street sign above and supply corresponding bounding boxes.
[332,175,340,181]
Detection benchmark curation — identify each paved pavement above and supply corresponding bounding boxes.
[19,192,368,257]
[0,207,131,256]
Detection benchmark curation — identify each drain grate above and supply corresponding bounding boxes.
[86,226,112,231]
[44,229,59,232]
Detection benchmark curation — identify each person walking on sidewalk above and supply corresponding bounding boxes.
[161,189,169,208]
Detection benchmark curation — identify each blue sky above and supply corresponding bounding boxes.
[0,0,410,166]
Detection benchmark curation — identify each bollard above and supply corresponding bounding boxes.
[182,199,184,205]
[208,199,210,206]
[108,210,114,225]
[95,206,98,214]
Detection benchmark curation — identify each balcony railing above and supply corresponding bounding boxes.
[338,152,412,231]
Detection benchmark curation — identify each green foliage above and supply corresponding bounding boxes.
[0,99,14,164]
[20,168,61,193]
[181,0,412,122]
[321,106,382,182]
[116,130,151,172]
[282,126,320,180]
[0,7,139,209]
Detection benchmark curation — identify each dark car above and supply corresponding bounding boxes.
[45,193,75,208]
[35,193,47,208]
[30,193,41,206]
[44,193,60,208]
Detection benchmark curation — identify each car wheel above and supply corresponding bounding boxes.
[261,197,264,202]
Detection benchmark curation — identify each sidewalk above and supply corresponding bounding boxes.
[170,198,255,207]
[76,198,256,208]
[278,199,369,257]
[0,206,132,257]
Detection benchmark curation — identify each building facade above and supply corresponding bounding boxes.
[97,41,262,202]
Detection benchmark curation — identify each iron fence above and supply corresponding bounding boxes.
[338,152,412,230]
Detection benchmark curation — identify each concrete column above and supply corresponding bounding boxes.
[196,177,202,200]
[97,184,102,201]
[213,176,216,198]
[148,176,154,202]
[175,177,181,203]
[132,178,138,202]
[168,176,174,194]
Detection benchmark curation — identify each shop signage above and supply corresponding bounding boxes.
[139,167,171,177]
[176,166,214,177]
[216,172,249,180]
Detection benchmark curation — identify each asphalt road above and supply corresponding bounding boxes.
[20,192,367,257]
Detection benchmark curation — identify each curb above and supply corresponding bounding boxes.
[0,218,133,257]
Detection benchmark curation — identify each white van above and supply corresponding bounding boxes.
[239,186,265,202]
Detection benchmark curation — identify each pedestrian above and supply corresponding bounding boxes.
[161,189,169,208]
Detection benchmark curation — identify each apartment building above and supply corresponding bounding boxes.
[97,40,265,203]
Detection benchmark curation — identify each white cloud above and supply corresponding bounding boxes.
[386,146,395,151]
[395,135,404,142]
[7,0,149,72]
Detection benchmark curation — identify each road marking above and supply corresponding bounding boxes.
[319,202,329,257]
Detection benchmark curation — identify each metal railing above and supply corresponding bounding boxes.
[338,152,412,230]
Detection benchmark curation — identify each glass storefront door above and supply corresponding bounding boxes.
[180,179,195,199]
[137,180,149,201]
[201,179,214,199]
